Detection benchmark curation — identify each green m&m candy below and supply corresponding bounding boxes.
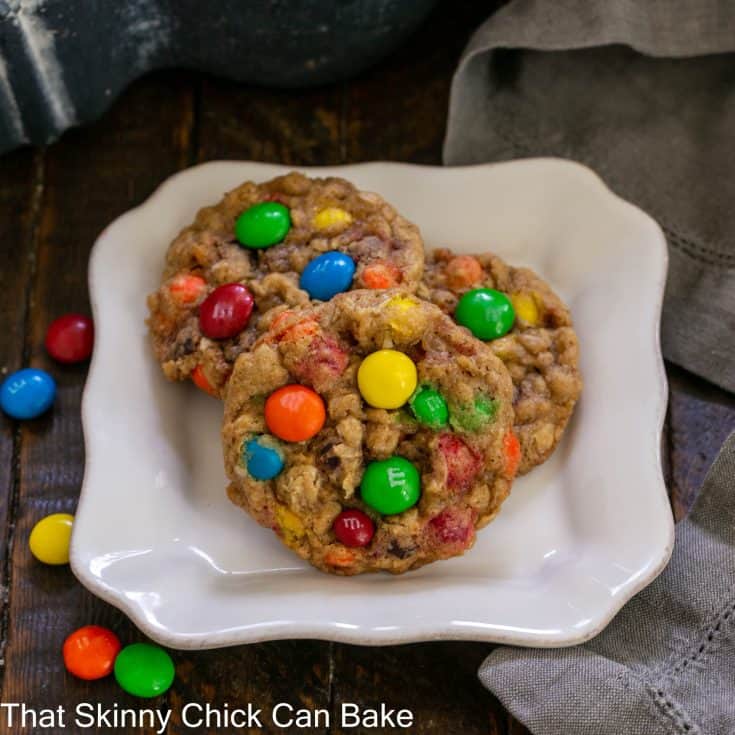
[114,643,175,698]
[235,202,291,249]
[451,394,498,432]
[361,457,420,515]
[455,288,515,340]
[410,386,448,428]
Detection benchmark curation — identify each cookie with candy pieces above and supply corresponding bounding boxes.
[418,249,582,474]
[222,289,518,575]
[147,172,424,397]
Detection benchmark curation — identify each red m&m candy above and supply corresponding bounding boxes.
[333,509,374,547]
[199,283,254,339]
[45,314,94,363]
[438,434,483,492]
[63,625,121,680]
[265,385,325,442]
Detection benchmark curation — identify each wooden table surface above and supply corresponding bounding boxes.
[1,2,734,733]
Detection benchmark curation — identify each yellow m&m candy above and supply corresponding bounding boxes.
[357,349,417,409]
[510,292,540,326]
[312,207,352,230]
[29,513,74,565]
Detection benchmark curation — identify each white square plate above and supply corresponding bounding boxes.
[71,159,673,649]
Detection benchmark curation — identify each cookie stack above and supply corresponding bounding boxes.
[147,172,581,575]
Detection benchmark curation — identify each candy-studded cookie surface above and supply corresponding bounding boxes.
[148,172,425,396]
[222,290,518,575]
[419,249,582,474]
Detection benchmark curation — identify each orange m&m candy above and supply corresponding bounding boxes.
[168,273,207,305]
[446,255,484,289]
[63,625,121,680]
[361,260,400,289]
[265,385,325,442]
[191,365,218,397]
[503,431,521,479]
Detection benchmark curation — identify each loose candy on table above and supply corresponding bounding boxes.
[63,625,121,680]
[243,437,284,480]
[357,349,417,410]
[299,251,356,300]
[235,202,291,249]
[409,386,448,428]
[0,368,56,420]
[45,314,94,363]
[265,385,326,442]
[29,513,74,565]
[454,288,515,341]
[114,643,175,698]
[333,509,375,547]
[198,283,254,339]
[361,457,420,515]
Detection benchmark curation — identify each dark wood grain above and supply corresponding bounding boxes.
[0,147,43,682]
[329,642,517,735]
[168,643,331,735]
[0,1,733,734]
[0,72,195,735]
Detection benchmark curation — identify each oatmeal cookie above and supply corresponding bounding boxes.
[419,249,582,474]
[147,172,425,396]
[222,290,518,575]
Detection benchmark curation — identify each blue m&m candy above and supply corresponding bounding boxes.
[0,368,56,420]
[243,438,284,480]
[299,251,356,301]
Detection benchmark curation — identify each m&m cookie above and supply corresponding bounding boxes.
[419,249,582,474]
[147,172,424,397]
[222,290,517,575]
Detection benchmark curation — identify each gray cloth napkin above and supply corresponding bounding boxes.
[444,0,735,394]
[479,431,735,735]
[446,4,735,732]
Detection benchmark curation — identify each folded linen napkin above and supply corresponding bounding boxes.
[479,430,735,735]
[444,0,735,394]
[445,3,735,732]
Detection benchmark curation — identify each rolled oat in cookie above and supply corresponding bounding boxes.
[222,289,517,575]
[147,172,425,397]
[418,249,582,474]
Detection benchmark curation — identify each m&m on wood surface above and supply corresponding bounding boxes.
[29,513,74,565]
[0,368,56,420]
[114,642,175,698]
[45,314,94,363]
[63,626,121,680]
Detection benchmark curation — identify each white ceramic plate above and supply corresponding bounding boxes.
[71,159,673,650]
